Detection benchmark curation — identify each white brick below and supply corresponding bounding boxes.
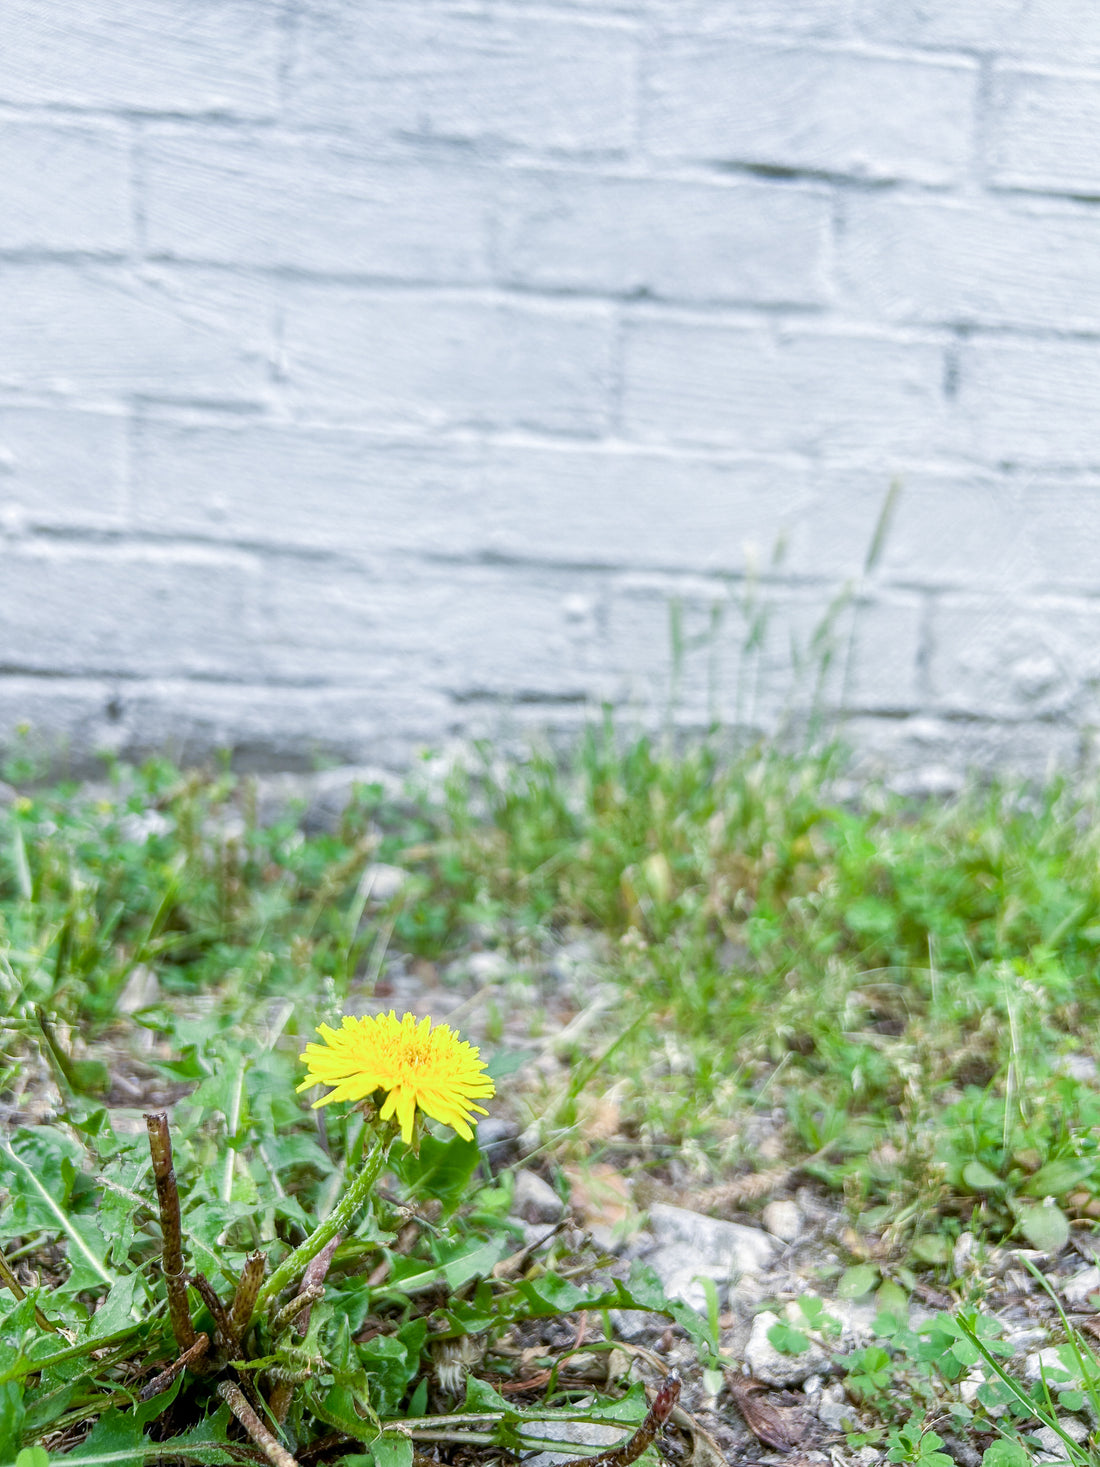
[988,67,1100,194]
[498,171,829,304]
[0,264,272,402]
[804,467,1027,588]
[857,0,1100,66]
[0,547,254,677]
[837,194,1100,331]
[144,132,494,280]
[281,288,615,434]
[0,408,125,529]
[114,680,451,770]
[287,6,636,153]
[476,445,813,571]
[600,576,735,723]
[958,339,1100,466]
[602,582,922,724]
[0,678,122,774]
[810,467,1100,598]
[842,714,1083,787]
[133,422,812,570]
[843,596,924,711]
[0,122,130,254]
[0,0,279,114]
[622,320,950,456]
[643,37,976,183]
[1019,475,1100,592]
[648,0,852,37]
[930,595,1100,717]
[132,422,481,550]
[259,560,602,698]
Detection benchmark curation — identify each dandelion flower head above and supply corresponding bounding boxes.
[297,1010,495,1145]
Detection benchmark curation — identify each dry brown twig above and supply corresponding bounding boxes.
[218,1379,303,1467]
[139,1332,210,1403]
[145,1110,196,1353]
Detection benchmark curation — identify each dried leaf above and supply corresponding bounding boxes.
[725,1373,814,1452]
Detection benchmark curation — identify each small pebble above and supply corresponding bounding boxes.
[1025,1348,1079,1386]
[513,1168,565,1224]
[952,1230,976,1275]
[817,1384,855,1432]
[1062,1265,1100,1307]
[762,1199,802,1242]
[467,950,511,982]
[745,1310,829,1386]
[364,863,407,903]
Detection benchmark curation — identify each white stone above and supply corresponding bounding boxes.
[953,1230,977,1275]
[762,1200,802,1242]
[466,950,511,982]
[817,1382,856,1431]
[520,1415,624,1467]
[1025,1348,1080,1387]
[1033,1419,1088,1457]
[745,1310,829,1387]
[512,1169,565,1224]
[647,1203,776,1276]
[364,863,407,904]
[1063,1265,1100,1308]
[646,1244,727,1315]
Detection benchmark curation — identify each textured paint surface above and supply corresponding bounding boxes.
[1,0,1100,779]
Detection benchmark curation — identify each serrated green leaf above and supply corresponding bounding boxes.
[358,1335,419,1417]
[0,1380,25,1460]
[394,1132,480,1214]
[0,1139,116,1290]
[463,1376,512,1414]
[369,1436,414,1467]
[85,1275,141,1339]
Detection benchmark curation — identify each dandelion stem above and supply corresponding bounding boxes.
[256,1131,392,1315]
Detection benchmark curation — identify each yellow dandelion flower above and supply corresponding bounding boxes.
[297,1010,495,1146]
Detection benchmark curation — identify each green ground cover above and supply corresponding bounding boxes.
[4,727,1100,1465]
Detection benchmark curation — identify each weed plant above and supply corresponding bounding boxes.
[4,729,1100,1463]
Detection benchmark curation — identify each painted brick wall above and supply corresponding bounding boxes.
[2,0,1099,782]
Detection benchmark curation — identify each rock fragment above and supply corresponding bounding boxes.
[744,1311,829,1387]
[762,1199,801,1242]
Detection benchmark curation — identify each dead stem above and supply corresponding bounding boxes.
[218,1379,302,1467]
[0,1244,57,1333]
[227,1251,266,1353]
[581,1372,681,1467]
[144,1110,195,1351]
[270,1285,325,1338]
[138,1332,210,1402]
[294,1234,340,1333]
[268,1236,340,1428]
[191,1271,235,1345]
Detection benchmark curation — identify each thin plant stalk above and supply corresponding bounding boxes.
[255,1127,393,1315]
[144,1111,195,1351]
[218,1379,302,1467]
